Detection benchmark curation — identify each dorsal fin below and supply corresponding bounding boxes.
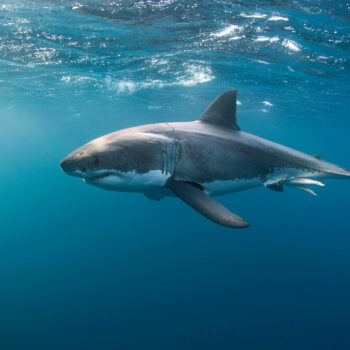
[199,89,239,130]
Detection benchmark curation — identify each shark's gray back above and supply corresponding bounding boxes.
[167,122,343,183]
[120,86,349,185]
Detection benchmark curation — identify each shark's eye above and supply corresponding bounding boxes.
[94,157,100,165]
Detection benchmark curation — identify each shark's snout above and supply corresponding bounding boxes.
[60,156,85,177]
[60,145,113,181]
[60,149,92,177]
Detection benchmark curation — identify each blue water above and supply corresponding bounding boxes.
[1,1,350,349]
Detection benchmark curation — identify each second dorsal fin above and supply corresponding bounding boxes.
[199,89,240,130]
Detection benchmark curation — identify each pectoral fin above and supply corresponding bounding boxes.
[170,181,249,229]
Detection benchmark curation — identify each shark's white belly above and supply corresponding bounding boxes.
[201,168,327,197]
[85,169,170,192]
[85,166,328,200]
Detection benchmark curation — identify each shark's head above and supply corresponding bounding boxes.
[60,129,173,192]
[60,141,105,179]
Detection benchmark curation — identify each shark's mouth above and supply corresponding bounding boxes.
[83,171,128,191]
[86,173,111,180]
[82,170,114,182]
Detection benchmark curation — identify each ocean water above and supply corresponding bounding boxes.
[1,1,350,349]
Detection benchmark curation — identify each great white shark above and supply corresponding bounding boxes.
[60,89,350,228]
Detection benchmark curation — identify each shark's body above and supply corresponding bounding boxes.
[60,90,349,228]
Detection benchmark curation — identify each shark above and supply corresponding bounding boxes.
[60,89,349,228]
